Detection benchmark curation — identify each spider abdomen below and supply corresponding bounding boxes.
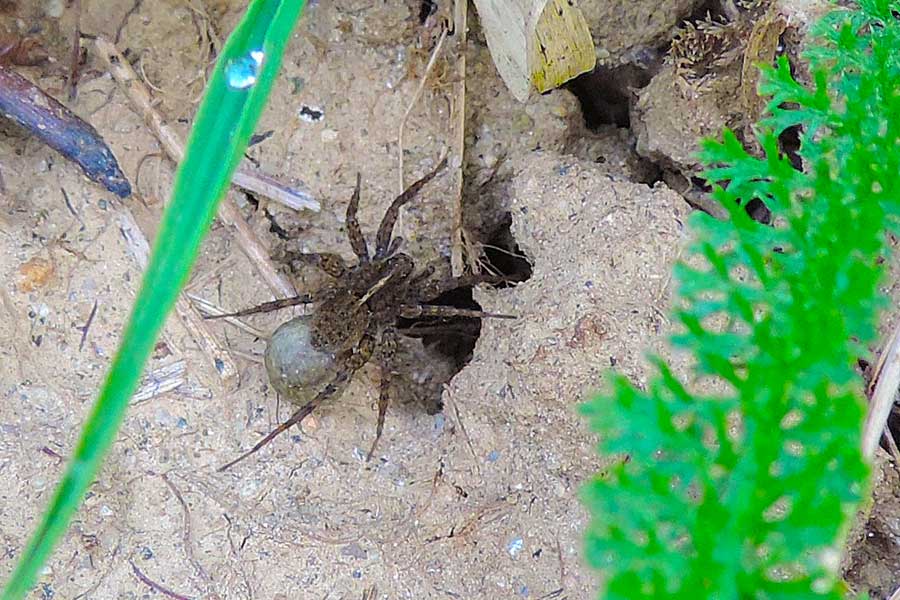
[265,315,342,406]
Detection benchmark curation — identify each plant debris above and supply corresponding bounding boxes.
[0,64,131,197]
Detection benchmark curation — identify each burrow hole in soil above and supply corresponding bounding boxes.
[566,62,655,130]
[562,7,803,226]
[418,0,438,22]
[398,213,532,373]
[887,410,900,456]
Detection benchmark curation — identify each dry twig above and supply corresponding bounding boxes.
[95,37,299,300]
[67,0,82,100]
[186,293,266,339]
[131,360,187,404]
[444,388,481,475]
[0,65,130,196]
[449,0,469,277]
[94,37,317,212]
[863,323,900,459]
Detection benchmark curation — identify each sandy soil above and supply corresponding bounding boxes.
[0,0,897,599]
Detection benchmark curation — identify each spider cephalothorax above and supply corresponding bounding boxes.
[212,159,510,470]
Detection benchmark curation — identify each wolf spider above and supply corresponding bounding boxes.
[212,159,510,471]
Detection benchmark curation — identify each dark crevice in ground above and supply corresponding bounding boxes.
[480,212,533,286]
[418,0,437,23]
[400,285,483,371]
[401,215,532,361]
[562,0,797,224]
[397,211,532,408]
[887,406,900,459]
[567,62,656,129]
[686,0,729,23]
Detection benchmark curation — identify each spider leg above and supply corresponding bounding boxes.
[278,250,347,278]
[367,327,398,461]
[418,271,509,303]
[374,157,448,258]
[217,395,321,472]
[400,304,516,320]
[384,236,404,258]
[218,325,378,471]
[397,322,480,339]
[346,172,370,262]
[352,254,415,301]
[204,294,314,319]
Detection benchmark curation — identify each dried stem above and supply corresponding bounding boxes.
[94,37,319,212]
[95,36,298,299]
[449,0,469,277]
[863,322,900,459]
[67,0,82,101]
[131,360,187,404]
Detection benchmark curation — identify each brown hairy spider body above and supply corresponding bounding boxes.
[213,159,510,471]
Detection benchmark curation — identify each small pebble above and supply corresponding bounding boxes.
[45,0,65,17]
[321,129,338,142]
[239,478,261,499]
[299,105,325,122]
[289,76,306,94]
[507,537,524,558]
[40,583,54,600]
[341,542,368,560]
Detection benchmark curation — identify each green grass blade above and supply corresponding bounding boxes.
[1,1,306,597]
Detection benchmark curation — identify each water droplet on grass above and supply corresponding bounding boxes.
[225,50,265,90]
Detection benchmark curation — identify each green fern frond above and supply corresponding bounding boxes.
[583,1,900,597]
